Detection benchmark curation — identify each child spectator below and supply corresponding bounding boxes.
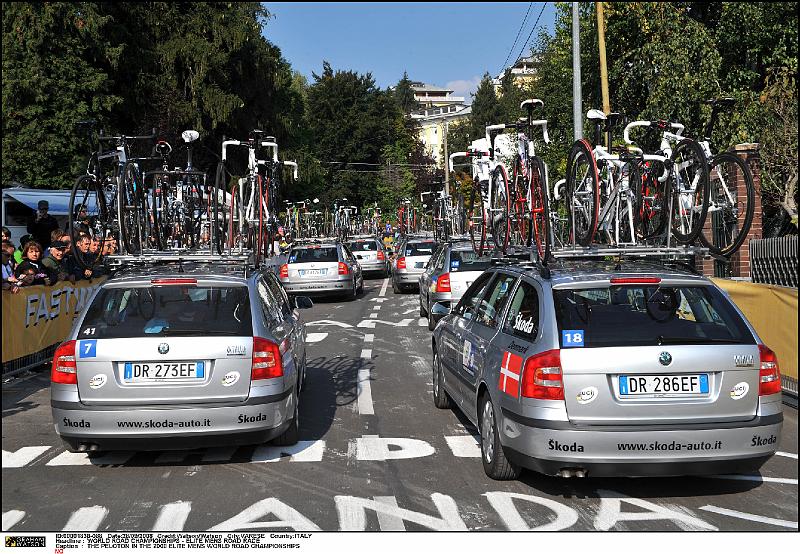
[2,240,21,292]
[14,240,52,286]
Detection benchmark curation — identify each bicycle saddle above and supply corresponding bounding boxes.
[520,99,544,111]
[586,109,606,121]
[181,130,200,143]
[605,112,623,128]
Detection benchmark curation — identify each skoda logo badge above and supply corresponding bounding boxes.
[659,351,672,366]
[158,343,170,355]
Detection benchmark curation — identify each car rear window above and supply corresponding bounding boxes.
[553,285,754,348]
[288,247,339,263]
[449,250,492,272]
[79,286,253,339]
[405,242,436,256]
[349,240,378,251]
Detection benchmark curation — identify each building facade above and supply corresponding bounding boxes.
[408,82,471,168]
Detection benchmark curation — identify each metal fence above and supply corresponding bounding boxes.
[751,236,798,288]
[2,344,57,379]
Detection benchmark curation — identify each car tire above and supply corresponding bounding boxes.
[427,312,436,331]
[273,388,299,446]
[479,393,521,480]
[357,277,364,295]
[349,278,358,301]
[432,352,451,409]
[420,298,427,318]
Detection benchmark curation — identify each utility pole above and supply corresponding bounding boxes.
[443,118,449,196]
[572,2,583,140]
[597,1,611,148]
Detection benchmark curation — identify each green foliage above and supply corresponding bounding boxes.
[394,71,419,114]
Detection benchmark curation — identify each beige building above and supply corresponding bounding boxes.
[409,82,471,168]
[492,55,538,94]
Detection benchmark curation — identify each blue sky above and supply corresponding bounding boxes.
[263,3,557,102]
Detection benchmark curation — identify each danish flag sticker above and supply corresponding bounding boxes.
[499,351,523,397]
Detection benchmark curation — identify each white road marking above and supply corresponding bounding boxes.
[2,446,51,468]
[356,436,435,460]
[777,451,798,459]
[371,298,388,303]
[369,313,379,319]
[152,501,192,531]
[336,493,467,531]
[356,318,414,328]
[46,451,134,466]
[250,440,326,463]
[402,308,417,315]
[306,320,352,328]
[444,435,481,458]
[373,496,406,530]
[305,332,329,343]
[417,317,427,326]
[209,498,322,531]
[595,491,717,531]
[358,368,374,415]
[379,278,389,297]
[484,492,579,531]
[363,334,374,343]
[62,506,108,531]
[699,505,798,529]
[118,500,153,530]
[707,475,798,485]
[2,510,25,531]
[360,349,372,359]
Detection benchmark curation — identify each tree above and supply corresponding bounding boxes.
[393,71,419,114]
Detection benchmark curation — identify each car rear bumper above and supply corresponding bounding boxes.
[499,410,783,477]
[359,261,387,273]
[281,279,353,295]
[394,270,423,286]
[52,387,294,451]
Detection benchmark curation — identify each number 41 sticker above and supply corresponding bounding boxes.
[562,330,584,348]
[79,340,97,358]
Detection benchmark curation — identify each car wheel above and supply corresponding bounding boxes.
[420,297,427,318]
[358,277,364,295]
[350,278,358,301]
[432,352,451,409]
[273,388,299,446]
[479,393,521,480]
[427,311,436,331]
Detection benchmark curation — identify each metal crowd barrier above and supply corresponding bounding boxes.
[751,236,798,288]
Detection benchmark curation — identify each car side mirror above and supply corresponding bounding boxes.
[293,296,313,310]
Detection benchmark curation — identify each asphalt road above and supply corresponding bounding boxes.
[2,277,798,532]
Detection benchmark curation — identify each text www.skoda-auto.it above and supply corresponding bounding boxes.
[117,419,211,429]
[617,440,723,452]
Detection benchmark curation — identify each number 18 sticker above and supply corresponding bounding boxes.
[561,330,584,348]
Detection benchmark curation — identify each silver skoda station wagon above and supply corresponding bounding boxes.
[431,260,783,479]
[51,263,311,452]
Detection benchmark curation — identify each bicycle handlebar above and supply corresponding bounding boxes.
[624,120,685,145]
[283,160,298,180]
[98,129,157,143]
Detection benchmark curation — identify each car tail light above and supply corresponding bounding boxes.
[758,344,781,396]
[252,337,283,380]
[377,250,385,261]
[521,349,563,400]
[338,262,349,275]
[279,264,288,278]
[151,278,198,285]
[609,277,661,284]
[52,341,77,384]
[397,257,406,269]
[435,273,451,293]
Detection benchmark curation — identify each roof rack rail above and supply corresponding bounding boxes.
[105,252,255,272]
[550,245,710,259]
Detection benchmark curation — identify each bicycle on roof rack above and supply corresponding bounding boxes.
[333,199,357,242]
[69,121,159,269]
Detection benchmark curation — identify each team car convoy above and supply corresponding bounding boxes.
[50,235,783,482]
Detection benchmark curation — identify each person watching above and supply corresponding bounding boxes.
[42,240,69,284]
[66,234,95,281]
[2,240,21,292]
[27,200,59,249]
[14,240,52,286]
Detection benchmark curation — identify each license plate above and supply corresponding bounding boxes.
[300,269,326,276]
[619,374,709,396]
[124,361,205,382]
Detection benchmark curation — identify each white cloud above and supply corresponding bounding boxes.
[446,77,481,104]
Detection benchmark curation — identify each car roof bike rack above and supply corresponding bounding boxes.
[105,251,256,277]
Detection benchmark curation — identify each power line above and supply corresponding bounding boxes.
[501,2,533,74]
[514,2,548,65]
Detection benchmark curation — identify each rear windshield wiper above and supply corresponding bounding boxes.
[657,335,743,345]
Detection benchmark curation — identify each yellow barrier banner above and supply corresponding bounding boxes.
[712,278,798,380]
[1,277,107,363]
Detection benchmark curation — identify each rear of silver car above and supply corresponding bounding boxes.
[51,276,296,451]
[426,248,492,327]
[348,238,388,276]
[393,240,437,291]
[500,276,783,477]
[279,245,355,296]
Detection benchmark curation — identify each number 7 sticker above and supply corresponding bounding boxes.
[561,330,585,348]
[79,340,97,358]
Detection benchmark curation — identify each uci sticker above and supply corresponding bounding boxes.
[222,371,240,387]
[561,330,584,348]
[576,386,598,404]
[730,382,749,400]
[88,374,107,389]
[78,340,97,358]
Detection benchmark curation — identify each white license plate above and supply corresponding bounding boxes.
[619,374,709,396]
[300,269,326,276]
[123,361,205,382]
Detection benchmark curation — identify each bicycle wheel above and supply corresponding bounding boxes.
[468,182,487,256]
[490,165,511,253]
[634,160,669,243]
[512,155,531,247]
[549,179,571,249]
[119,163,146,255]
[68,174,108,269]
[529,157,551,262]
[670,139,710,244]
[565,139,600,247]
[699,152,755,256]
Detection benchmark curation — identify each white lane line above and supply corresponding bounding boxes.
[777,451,798,460]
[708,475,798,485]
[2,446,51,468]
[363,334,374,343]
[152,501,192,531]
[444,435,481,458]
[379,278,389,297]
[371,298,388,303]
[305,332,329,343]
[417,318,427,326]
[62,506,108,531]
[306,320,352,328]
[2,510,26,531]
[361,349,373,359]
[357,368,375,415]
[369,313,379,319]
[250,440,325,463]
[357,318,414,328]
[699,505,798,529]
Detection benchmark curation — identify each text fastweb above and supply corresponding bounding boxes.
[617,440,723,452]
[117,419,211,429]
